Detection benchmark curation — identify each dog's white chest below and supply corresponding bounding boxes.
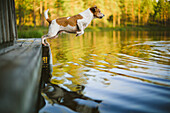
[79,9,94,28]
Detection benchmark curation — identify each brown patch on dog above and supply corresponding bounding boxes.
[90,6,102,18]
[56,14,83,27]
[46,18,52,24]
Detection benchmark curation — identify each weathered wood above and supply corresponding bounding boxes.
[8,0,16,42]
[0,0,42,112]
[0,39,42,113]
[0,0,7,43]
[41,45,53,85]
[0,8,2,44]
[0,0,17,48]
[5,0,10,42]
[13,0,18,40]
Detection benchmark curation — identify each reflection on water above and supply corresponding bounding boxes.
[40,31,170,113]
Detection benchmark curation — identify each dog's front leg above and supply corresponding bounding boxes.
[76,20,84,37]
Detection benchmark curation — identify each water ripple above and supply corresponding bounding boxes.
[43,31,170,113]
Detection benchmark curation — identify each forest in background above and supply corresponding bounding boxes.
[15,0,170,31]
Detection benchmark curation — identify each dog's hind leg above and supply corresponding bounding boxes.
[42,24,60,46]
[42,34,59,46]
[41,34,49,46]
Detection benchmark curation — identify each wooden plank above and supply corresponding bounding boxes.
[4,0,10,42]
[0,2,2,44]
[0,39,42,113]
[8,0,15,42]
[0,0,17,46]
[13,0,18,40]
[0,0,6,43]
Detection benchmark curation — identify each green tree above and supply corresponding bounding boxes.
[15,0,30,29]
[157,0,170,25]
[137,0,141,24]
[15,0,170,28]
[141,0,154,25]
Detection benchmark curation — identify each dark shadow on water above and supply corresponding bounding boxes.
[37,45,102,113]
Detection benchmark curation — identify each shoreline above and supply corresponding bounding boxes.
[17,25,170,38]
[85,26,170,32]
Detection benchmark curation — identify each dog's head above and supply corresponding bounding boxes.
[90,5,105,19]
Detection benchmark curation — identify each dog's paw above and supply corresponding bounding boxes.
[42,42,50,46]
[42,43,46,46]
[76,34,81,37]
[76,31,81,34]
[76,31,84,37]
[42,41,46,46]
[76,31,84,34]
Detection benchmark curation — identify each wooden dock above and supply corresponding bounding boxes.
[0,39,42,113]
[0,0,47,113]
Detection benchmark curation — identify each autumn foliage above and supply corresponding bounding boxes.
[15,0,170,29]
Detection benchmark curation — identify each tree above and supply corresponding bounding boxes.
[15,0,170,28]
[156,0,170,26]
[131,0,135,26]
[141,0,154,25]
[137,0,141,25]
[111,0,119,27]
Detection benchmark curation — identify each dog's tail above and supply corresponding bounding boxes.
[44,9,52,24]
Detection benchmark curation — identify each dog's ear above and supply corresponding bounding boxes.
[93,5,97,8]
[90,5,97,13]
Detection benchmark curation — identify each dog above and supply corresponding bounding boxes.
[42,5,105,46]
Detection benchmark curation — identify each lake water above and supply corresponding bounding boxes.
[39,31,170,113]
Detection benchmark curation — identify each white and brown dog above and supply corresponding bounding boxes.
[42,6,104,46]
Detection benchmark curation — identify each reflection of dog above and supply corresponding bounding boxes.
[42,5,104,46]
[41,83,102,113]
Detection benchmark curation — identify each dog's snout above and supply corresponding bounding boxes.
[99,14,105,19]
